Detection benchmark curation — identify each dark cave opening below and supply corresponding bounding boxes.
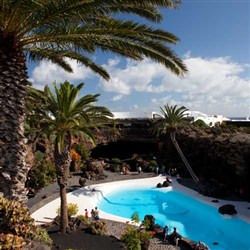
[91,140,159,159]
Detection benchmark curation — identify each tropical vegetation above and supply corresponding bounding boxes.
[27,81,113,232]
[0,196,52,249]
[151,104,204,192]
[0,0,187,205]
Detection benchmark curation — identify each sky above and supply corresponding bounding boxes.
[28,0,250,118]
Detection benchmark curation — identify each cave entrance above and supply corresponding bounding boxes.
[91,140,159,160]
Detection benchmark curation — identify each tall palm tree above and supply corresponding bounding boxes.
[152,104,204,192]
[29,81,113,232]
[0,0,187,204]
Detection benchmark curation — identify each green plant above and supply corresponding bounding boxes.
[87,221,107,235]
[131,213,140,224]
[121,225,141,250]
[193,119,207,127]
[141,217,151,230]
[57,203,78,218]
[142,215,155,231]
[0,233,24,250]
[33,228,53,245]
[140,230,152,243]
[146,160,158,172]
[73,142,90,161]
[27,157,56,191]
[76,214,89,224]
[111,158,121,164]
[0,196,52,249]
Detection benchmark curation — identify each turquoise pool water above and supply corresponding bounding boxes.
[98,187,250,250]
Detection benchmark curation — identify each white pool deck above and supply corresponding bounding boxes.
[31,175,250,225]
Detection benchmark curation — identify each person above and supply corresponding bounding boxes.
[160,166,165,175]
[91,209,95,220]
[195,241,209,250]
[155,166,159,175]
[85,209,89,218]
[94,206,100,220]
[163,224,169,242]
[166,176,172,184]
[169,227,182,246]
[138,165,142,174]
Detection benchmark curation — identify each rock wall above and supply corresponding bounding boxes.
[162,127,250,200]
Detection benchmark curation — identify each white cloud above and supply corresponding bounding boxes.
[111,94,124,101]
[100,58,165,94]
[29,59,95,90]
[99,55,250,116]
[28,54,250,116]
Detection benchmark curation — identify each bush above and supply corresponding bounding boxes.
[87,221,107,235]
[33,228,53,245]
[73,142,90,161]
[121,226,152,250]
[76,214,89,224]
[27,156,56,192]
[193,119,207,127]
[109,158,121,172]
[131,213,140,224]
[111,158,121,164]
[145,160,158,172]
[57,203,78,218]
[121,225,141,250]
[142,215,155,231]
[0,196,52,249]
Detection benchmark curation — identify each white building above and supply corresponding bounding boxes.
[183,111,230,127]
[112,111,229,127]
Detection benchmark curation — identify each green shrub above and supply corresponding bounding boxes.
[111,158,121,164]
[121,225,141,250]
[27,157,56,191]
[193,119,207,127]
[139,230,152,246]
[76,214,89,224]
[73,142,90,161]
[87,221,107,235]
[33,228,52,245]
[131,213,140,224]
[57,203,78,218]
[0,196,52,249]
[0,233,24,249]
[121,225,152,250]
[145,160,158,172]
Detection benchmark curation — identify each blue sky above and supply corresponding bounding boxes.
[28,0,250,117]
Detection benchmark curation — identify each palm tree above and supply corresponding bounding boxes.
[152,104,204,192]
[28,81,113,232]
[0,1,187,204]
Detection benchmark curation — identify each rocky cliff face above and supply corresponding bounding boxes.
[171,127,250,200]
[91,125,250,200]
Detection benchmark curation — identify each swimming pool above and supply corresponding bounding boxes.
[98,186,250,250]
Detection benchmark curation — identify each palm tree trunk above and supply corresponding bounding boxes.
[170,132,204,193]
[54,136,72,233]
[57,170,69,233]
[0,49,29,205]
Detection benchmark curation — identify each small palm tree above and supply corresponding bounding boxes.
[29,81,113,232]
[0,0,187,204]
[152,104,204,192]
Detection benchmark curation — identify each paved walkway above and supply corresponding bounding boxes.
[28,170,156,213]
